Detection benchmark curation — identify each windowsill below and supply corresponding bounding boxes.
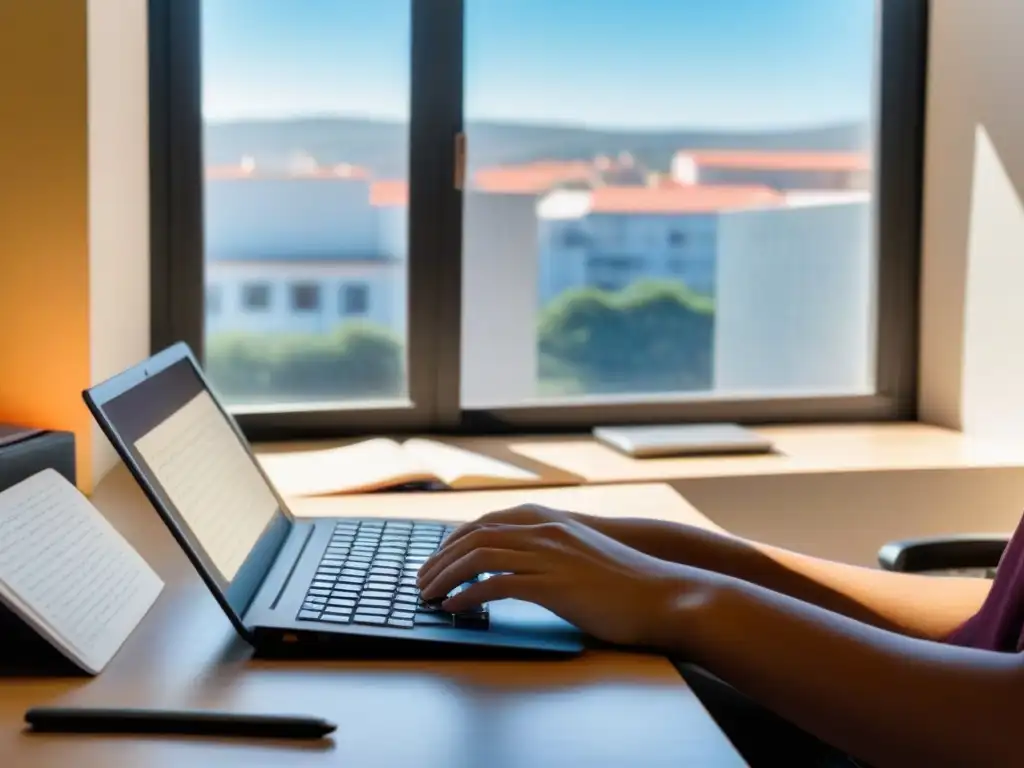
[254,422,1024,486]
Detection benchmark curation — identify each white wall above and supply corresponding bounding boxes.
[919,0,1024,437]
[461,192,540,407]
[714,201,873,394]
[205,178,378,259]
[88,0,150,485]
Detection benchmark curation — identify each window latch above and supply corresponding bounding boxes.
[454,132,467,191]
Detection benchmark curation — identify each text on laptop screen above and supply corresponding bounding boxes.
[133,390,278,582]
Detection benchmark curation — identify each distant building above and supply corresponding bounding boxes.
[204,163,404,338]
[671,150,871,192]
[537,184,784,303]
[202,150,874,405]
[714,195,873,394]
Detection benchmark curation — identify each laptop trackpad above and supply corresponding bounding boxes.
[487,598,582,642]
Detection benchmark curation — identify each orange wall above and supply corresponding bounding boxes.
[0,3,92,489]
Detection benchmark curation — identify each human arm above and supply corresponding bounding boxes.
[667,574,1021,768]
[418,521,1022,768]
[456,505,992,641]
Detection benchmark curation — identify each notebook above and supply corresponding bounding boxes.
[592,423,775,458]
[0,469,163,674]
[257,437,549,496]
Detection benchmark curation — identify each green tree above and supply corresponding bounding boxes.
[538,280,714,395]
[205,323,404,404]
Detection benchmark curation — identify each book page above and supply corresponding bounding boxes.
[0,470,163,674]
[135,391,281,583]
[257,438,436,496]
[402,439,539,489]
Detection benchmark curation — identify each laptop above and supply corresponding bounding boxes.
[83,342,585,659]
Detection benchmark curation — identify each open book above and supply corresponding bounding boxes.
[257,438,549,497]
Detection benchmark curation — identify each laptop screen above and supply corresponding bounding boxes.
[85,345,292,632]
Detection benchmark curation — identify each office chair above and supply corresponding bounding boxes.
[878,534,1010,578]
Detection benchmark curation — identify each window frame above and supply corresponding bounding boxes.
[150,0,927,441]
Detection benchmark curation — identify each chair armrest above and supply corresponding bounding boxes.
[878,535,1010,573]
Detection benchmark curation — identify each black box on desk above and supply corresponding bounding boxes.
[0,425,76,493]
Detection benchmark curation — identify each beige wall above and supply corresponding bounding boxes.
[919,0,1024,437]
[88,0,151,482]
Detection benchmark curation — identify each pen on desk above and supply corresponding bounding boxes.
[24,707,337,740]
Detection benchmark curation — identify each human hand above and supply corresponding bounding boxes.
[439,503,583,547]
[417,514,701,648]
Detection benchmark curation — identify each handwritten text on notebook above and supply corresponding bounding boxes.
[0,470,163,674]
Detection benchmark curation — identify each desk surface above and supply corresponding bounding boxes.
[0,469,745,768]
[257,422,1024,488]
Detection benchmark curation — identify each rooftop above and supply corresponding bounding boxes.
[473,161,596,194]
[676,150,871,173]
[369,179,408,207]
[206,162,372,180]
[588,185,784,215]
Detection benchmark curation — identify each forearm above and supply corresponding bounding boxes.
[576,513,990,640]
[665,574,1022,768]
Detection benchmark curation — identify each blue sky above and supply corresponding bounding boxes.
[201,0,876,130]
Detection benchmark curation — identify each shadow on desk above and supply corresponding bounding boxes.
[0,603,89,678]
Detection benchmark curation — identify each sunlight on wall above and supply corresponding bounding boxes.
[961,124,1024,439]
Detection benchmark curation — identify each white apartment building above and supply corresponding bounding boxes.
[204,166,406,338]
[455,186,874,405]
[201,153,874,404]
[537,185,784,304]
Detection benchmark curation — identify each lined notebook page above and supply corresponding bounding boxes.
[0,470,163,674]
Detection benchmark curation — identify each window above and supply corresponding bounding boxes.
[159,0,414,411]
[152,0,926,436]
[341,283,370,316]
[241,282,271,312]
[562,228,590,249]
[290,283,321,312]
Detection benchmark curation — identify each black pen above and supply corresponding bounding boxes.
[24,707,337,740]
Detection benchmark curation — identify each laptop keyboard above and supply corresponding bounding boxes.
[295,519,490,631]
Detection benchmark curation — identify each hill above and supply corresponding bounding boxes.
[204,117,869,178]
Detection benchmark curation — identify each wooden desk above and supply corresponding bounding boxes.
[0,469,745,767]
[258,422,1024,490]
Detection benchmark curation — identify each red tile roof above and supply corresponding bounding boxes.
[473,161,595,194]
[588,185,784,215]
[679,150,871,173]
[369,179,408,207]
